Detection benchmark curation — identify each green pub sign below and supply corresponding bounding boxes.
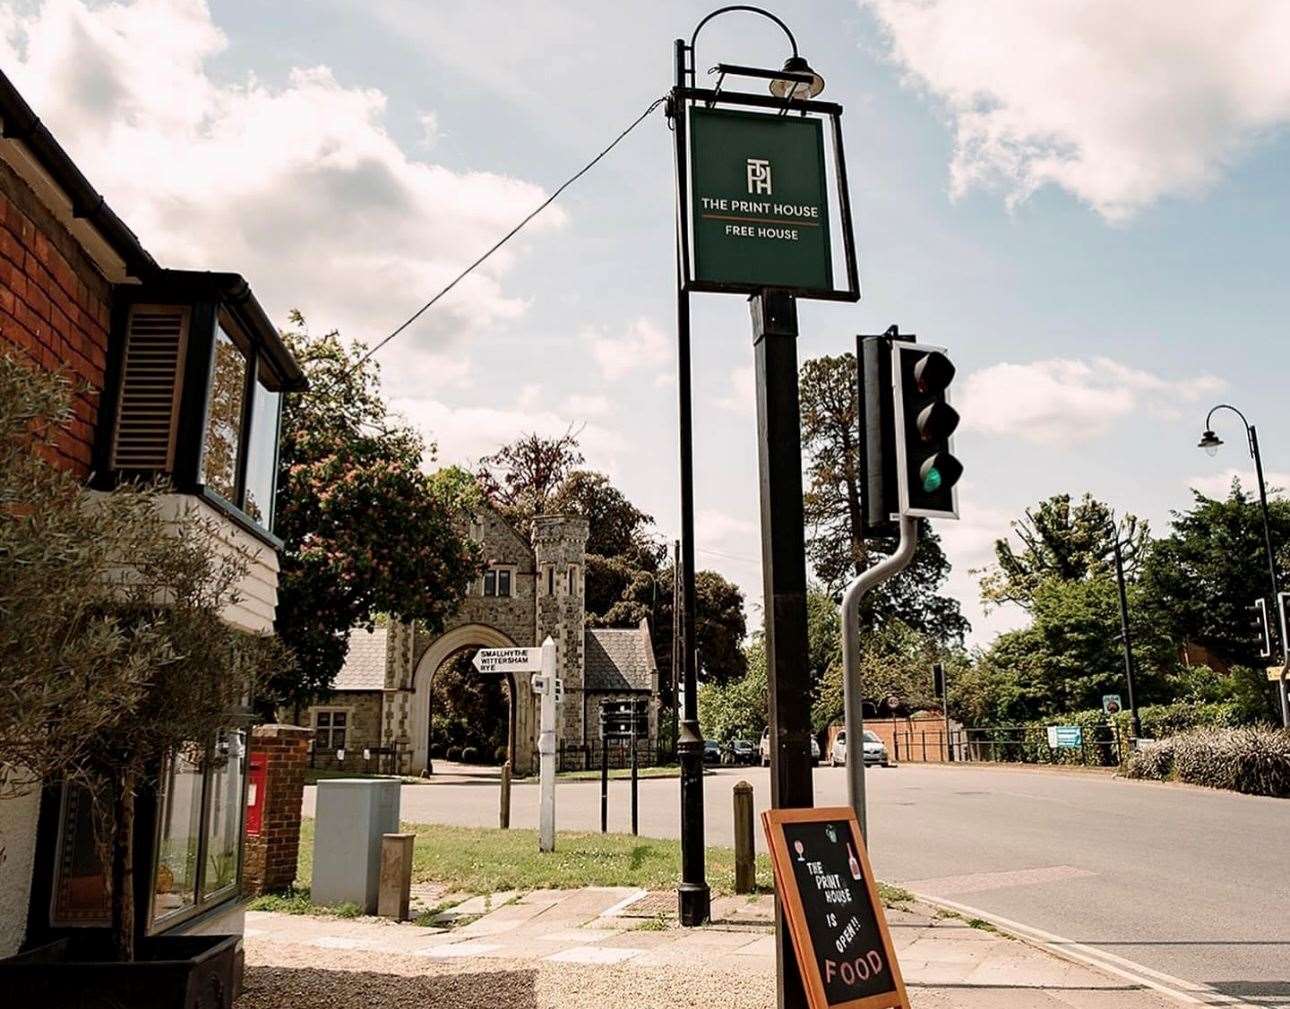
[689,107,832,292]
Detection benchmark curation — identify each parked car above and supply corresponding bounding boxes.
[730,739,756,765]
[760,727,822,766]
[703,739,722,764]
[831,729,891,767]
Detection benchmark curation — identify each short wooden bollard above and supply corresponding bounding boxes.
[733,780,755,894]
[377,832,415,920]
[499,760,512,828]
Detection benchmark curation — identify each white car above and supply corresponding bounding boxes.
[759,728,821,766]
[830,729,890,767]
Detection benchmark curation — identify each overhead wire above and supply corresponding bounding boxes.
[358,94,670,365]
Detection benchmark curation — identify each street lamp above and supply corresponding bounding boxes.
[1197,404,1281,656]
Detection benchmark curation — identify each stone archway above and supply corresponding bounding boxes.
[409,623,537,775]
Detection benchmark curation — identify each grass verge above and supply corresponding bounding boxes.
[245,884,361,918]
[292,818,773,895]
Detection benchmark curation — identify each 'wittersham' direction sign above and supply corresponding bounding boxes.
[689,107,832,293]
[472,647,542,675]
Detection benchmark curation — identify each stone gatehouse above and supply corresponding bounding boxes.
[300,507,659,775]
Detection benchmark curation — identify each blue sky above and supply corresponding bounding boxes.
[6,0,1289,643]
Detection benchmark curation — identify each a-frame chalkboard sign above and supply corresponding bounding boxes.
[762,807,910,1009]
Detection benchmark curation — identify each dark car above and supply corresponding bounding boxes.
[730,739,755,765]
[703,739,722,764]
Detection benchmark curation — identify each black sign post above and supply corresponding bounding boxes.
[763,807,910,1009]
[600,699,647,836]
[669,8,861,977]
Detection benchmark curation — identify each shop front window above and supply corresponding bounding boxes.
[201,730,245,900]
[152,747,204,924]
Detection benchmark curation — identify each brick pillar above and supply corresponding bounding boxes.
[243,724,312,897]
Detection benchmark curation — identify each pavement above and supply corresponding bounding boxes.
[238,887,1190,1009]
[303,762,1290,1006]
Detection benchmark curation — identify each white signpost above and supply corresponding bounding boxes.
[473,640,558,852]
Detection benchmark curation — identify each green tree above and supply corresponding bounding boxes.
[477,430,584,542]
[698,637,768,744]
[1140,481,1290,676]
[799,352,968,643]
[273,319,482,708]
[0,352,282,960]
[978,493,1147,610]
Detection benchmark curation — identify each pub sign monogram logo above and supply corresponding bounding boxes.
[746,157,772,195]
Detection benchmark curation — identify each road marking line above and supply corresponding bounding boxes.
[909,892,1261,1009]
[905,864,1096,895]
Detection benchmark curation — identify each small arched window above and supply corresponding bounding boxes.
[567,564,580,595]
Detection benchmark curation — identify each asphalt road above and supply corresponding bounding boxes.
[303,762,1290,1005]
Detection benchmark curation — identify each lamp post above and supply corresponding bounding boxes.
[669,5,826,935]
[1110,529,1142,740]
[1198,405,1281,657]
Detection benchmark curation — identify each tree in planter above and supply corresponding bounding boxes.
[272,317,482,710]
[0,352,284,961]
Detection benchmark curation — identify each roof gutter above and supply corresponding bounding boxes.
[0,69,157,280]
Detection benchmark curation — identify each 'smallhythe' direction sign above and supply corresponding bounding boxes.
[689,107,832,293]
[762,807,909,1009]
[472,647,542,675]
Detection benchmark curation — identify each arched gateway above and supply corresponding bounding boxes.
[297,506,661,777]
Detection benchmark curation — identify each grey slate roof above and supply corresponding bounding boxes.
[584,624,656,693]
[331,627,388,691]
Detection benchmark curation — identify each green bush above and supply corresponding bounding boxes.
[445,745,462,762]
[461,745,479,764]
[1125,727,1290,797]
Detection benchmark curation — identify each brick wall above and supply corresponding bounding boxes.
[243,724,312,897]
[0,159,113,478]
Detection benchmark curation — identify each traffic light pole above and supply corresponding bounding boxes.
[1112,535,1142,739]
[841,515,918,839]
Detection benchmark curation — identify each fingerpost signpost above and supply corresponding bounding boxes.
[667,6,860,1005]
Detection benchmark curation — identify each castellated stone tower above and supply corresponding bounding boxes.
[532,514,589,745]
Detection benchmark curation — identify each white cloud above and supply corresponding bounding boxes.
[561,392,611,418]
[584,317,671,381]
[0,0,564,388]
[863,0,1290,219]
[696,508,756,545]
[960,356,1223,443]
[390,395,623,470]
[716,365,755,413]
[1187,467,1290,500]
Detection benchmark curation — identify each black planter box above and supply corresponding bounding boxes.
[2,932,240,1009]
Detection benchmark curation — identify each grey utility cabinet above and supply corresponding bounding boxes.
[311,778,401,913]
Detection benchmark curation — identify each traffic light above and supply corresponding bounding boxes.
[893,342,961,518]
[1253,598,1272,659]
[932,662,946,700]
[856,327,909,539]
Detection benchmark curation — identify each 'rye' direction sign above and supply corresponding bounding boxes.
[472,647,542,675]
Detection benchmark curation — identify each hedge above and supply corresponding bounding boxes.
[1124,727,1290,797]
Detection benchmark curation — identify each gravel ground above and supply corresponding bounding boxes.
[238,947,776,1009]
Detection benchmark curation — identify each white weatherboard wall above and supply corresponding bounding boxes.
[159,495,280,634]
[0,789,40,956]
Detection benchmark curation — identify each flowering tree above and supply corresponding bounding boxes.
[271,317,482,709]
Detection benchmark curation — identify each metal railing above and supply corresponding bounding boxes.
[558,739,656,772]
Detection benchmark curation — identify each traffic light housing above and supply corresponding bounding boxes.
[932,662,946,700]
[856,328,908,539]
[1253,598,1272,659]
[893,342,961,518]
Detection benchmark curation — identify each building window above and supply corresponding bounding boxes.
[200,324,248,503]
[546,565,555,596]
[483,566,513,597]
[241,384,281,529]
[315,709,348,751]
[151,747,204,924]
[201,730,245,900]
[567,564,579,595]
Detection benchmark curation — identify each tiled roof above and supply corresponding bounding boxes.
[584,623,656,693]
[331,627,388,691]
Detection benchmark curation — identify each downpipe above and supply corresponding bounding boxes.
[841,515,918,839]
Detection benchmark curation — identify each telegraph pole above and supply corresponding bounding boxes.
[1112,533,1142,739]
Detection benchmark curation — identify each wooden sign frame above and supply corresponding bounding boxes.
[762,806,910,1009]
